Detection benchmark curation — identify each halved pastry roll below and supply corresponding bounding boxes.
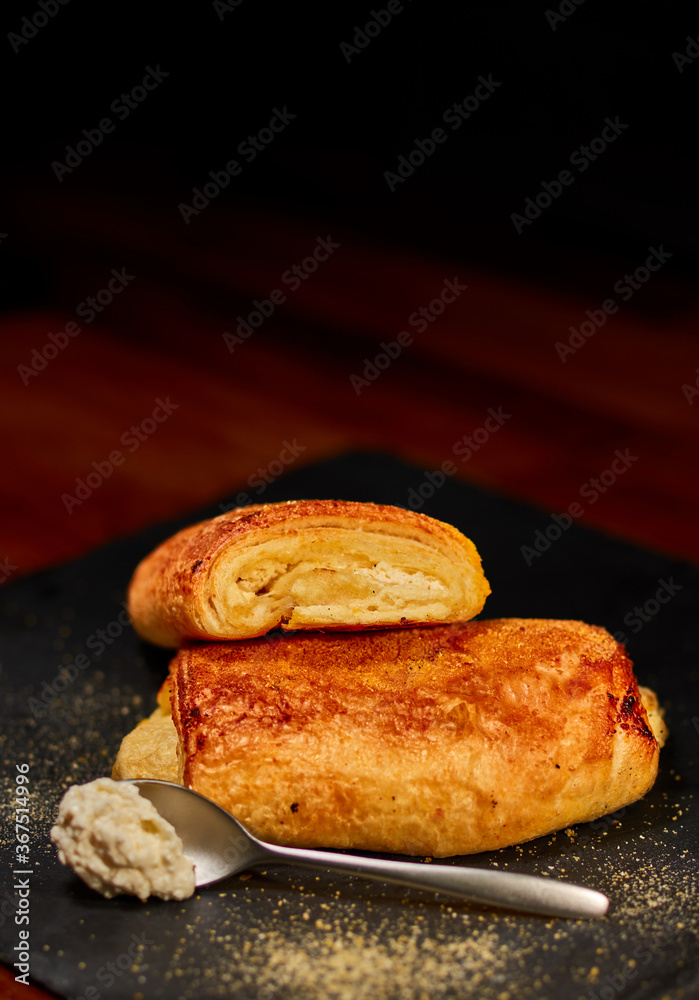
[127,500,490,646]
[113,619,666,857]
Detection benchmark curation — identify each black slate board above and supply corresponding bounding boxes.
[1,452,698,1000]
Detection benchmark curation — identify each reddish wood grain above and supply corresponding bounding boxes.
[2,200,698,580]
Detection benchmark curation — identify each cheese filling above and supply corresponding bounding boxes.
[207,532,457,634]
[50,777,195,901]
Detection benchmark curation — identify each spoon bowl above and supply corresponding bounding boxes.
[130,779,609,919]
[131,779,269,885]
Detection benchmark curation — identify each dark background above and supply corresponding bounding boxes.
[1,0,697,575]
[3,1,698,305]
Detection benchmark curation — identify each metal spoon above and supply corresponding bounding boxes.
[130,779,609,919]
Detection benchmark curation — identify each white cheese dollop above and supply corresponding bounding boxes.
[50,777,195,901]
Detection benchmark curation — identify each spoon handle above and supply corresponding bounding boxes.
[257,843,608,919]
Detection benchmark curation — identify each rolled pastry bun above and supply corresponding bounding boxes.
[113,619,667,857]
[127,500,491,646]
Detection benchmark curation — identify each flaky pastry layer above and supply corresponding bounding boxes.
[127,500,490,646]
[113,619,665,857]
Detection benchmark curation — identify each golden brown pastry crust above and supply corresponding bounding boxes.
[111,681,182,784]
[114,619,664,857]
[127,500,491,647]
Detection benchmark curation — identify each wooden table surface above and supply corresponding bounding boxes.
[3,196,698,579]
[1,199,698,1000]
